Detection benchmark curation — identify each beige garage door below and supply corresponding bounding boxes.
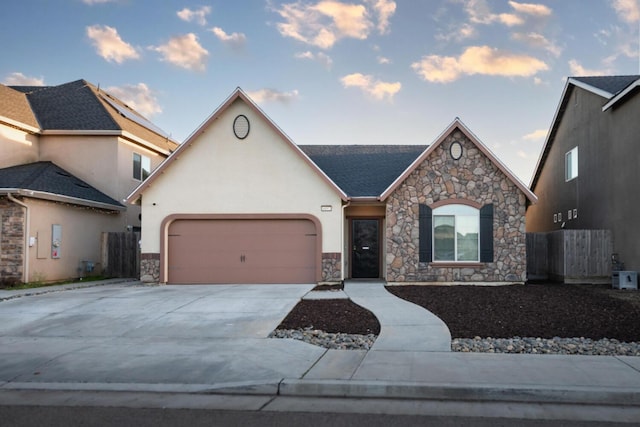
[167,219,317,284]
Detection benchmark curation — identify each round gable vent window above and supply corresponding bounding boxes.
[450,140,463,160]
[233,114,250,139]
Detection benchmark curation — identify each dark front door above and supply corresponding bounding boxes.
[351,219,380,278]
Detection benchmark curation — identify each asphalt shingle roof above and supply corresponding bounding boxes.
[299,145,427,197]
[7,79,178,153]
[0,84,40,128]
[0,161,124,209]
[572,75,640,97]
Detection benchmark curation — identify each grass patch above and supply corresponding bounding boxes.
[0,275,110,290]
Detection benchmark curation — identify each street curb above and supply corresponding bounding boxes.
[278,379,640,406]
[5,379,640,407]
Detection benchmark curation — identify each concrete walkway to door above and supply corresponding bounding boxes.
[343,280,451,352]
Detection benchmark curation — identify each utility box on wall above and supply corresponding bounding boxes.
[52,224,62,259]
[613,271,638,290]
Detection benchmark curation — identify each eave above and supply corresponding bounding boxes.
[0,188,125,212]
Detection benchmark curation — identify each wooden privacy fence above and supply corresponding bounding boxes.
[526,230,612,283]
[101,232,140,278]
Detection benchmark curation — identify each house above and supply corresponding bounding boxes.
[127,88,536,285]
[526,75,640,273]
[0,79,179,283]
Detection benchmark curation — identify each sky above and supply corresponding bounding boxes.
[2,0,639,184]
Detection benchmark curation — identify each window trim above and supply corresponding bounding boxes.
[419,202,494,264]
[432,204,480,263]
[565,146,578,181]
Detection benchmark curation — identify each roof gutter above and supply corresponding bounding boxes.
[6,193,30,283]
[1,189,125,212]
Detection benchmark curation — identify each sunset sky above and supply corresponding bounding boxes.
[2,0,639,183]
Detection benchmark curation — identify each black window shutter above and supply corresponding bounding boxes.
[480,204,494,262]
[419,204,432,262]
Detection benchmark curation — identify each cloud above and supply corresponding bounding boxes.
[463,0,550,26]
[340,72,401,100]
[377,56,391,64]
[3,72,45,86]
[523,129,547,141]
[247,88,300,103]
[210,27,247,48]
[177,6,212,26]
[498,13,524,26]
[86,25,140,63]
[151,33,209,71]
[508,1,552,17]
[611,0,640,23]
[295,50,333,68]
[104,83,162,117]
[568,59,608,76]
[365,0,397,34]
[273,1,373,49]
[412,45,548,83]
[512,32,561,56]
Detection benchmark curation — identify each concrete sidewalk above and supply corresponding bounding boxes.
[1,281,640,423]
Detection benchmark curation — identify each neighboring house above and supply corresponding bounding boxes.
[526,75,640,272]
[0,79,178,283]
[128,88,536,285]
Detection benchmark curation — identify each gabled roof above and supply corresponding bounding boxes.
[571,75,640,98]
[530,75,640,191]
[0,161,124,211]
[299,145,426,198]
[127,88,349,204]
[380,118,537,203]
[7,79,179,154]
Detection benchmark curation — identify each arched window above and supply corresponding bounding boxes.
[433,204,479,262]
[419,203,493,263]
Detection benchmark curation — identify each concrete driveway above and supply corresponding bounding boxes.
[0,282,325,387]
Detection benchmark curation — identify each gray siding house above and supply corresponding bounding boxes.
[526,75,640,272]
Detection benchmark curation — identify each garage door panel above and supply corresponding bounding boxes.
[167,219,317,284]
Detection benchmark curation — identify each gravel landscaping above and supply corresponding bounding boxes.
[272,282,640,355]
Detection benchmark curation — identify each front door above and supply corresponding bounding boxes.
[351,219,380,278]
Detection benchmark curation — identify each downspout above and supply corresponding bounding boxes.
[341,199,351,281]
[7,193,30,283]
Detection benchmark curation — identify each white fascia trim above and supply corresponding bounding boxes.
[602,79,640,111]
[1,189,126,212]
[120,131,173,156]
[0,116,41,134]
[567,78,613,99]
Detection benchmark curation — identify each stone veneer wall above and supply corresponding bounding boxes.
[140,253,160,283]
[321,252,341,282]
[0,197,25,283]
[386,130,527,282]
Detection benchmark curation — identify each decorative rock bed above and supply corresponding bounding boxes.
[271,328,640,356]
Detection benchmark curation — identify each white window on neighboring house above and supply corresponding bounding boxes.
[133,153,151,181]
[565,147,578,181]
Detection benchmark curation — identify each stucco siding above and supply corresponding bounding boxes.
[39,135,119,197]
[0,125,39,169]
[527,87,640,271]
[26,198,123,282]
[140,98,343,257]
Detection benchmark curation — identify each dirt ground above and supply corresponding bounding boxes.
[277,283,640,341]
